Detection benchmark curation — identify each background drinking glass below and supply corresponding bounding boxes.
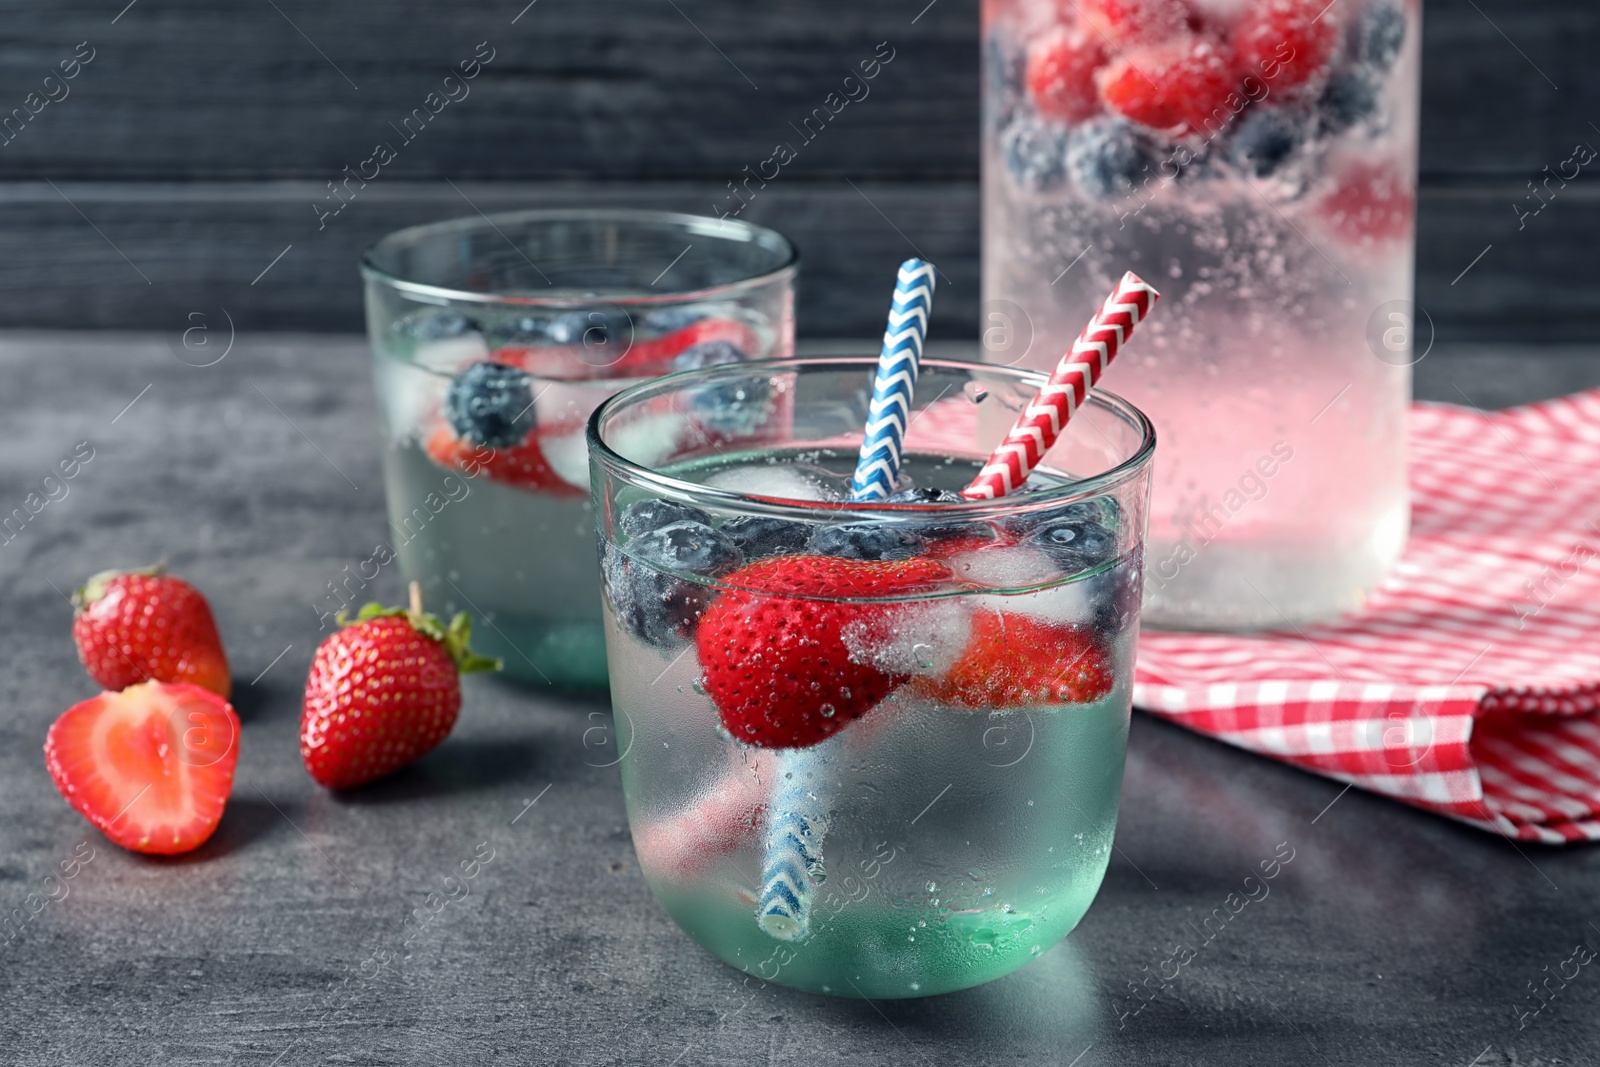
[588,356,1154,997]
[983,0,1418,628]
[361,210,797,690]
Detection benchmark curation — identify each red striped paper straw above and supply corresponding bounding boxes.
[961,271,1159,500]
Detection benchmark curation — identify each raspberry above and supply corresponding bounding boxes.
[1025,27,1104,123]
[1230,0,1341,91]
[1080,0,1196,44]
[1098,37,1238,134]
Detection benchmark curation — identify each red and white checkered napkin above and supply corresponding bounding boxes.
[1135,389,1600,844]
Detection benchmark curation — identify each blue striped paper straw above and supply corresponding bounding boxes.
[756,260,937,941]
[849,258,937,501]
[755,757,827,940]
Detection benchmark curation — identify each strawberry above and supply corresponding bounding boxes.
[1313,159,1415,246]
[696,554,951,749]
[1229,0,1340,90]
[1098,37,1238,134]
[300,584,500,789]
[72,568,231,698]
[913,611,1114,710]
[1080,0,1196,44]
[1026,28,1105,123]
[45,681,240,855]
[425,424,586,497]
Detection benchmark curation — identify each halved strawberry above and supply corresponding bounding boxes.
[425,424,586,497]
[913,611,1114,710]
[44,681,240,855]
[696,554,951,748]
[1098,37,1238,134]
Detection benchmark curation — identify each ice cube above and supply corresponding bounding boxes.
[540,427,591,491]
[946,544,1059,591]
[703,464,831,502]
[374,359,442,447]
[841,598,973,678]
[413,334,490,373]
[610,411,689,470]
[949,544,1096,626]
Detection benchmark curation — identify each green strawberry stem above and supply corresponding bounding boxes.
[72,563,165,611]
[337,581,501,675]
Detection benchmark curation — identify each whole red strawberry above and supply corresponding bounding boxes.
[72,567,231,698]
[695,554,951,749]
[300,584,500,789]
[914,611,1114,710]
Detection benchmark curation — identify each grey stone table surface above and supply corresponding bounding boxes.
[3,332,1600,1067]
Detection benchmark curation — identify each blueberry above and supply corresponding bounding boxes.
[444,361,535,447]
[985,31,1025,99]
[643,305,711,335]
[676,341,771,439]
[985,32,1026,126]
[1086,551,1143,634]
[397,309,482,343]
[1353,1,1404,71]
[1226,107,1305,178]
[1003,496,1121,550]
[1316,70,1379,136]
[720,515,813,559]
[1002,116,1069,192]
[1066,119,1157,200]
[602,520,742,648]
[1030,519,1117,573]
[809,524,925,561]
[618,498,712,540]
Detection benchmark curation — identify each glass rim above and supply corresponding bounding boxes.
[586,355,1157,524]
[358,208,800,307]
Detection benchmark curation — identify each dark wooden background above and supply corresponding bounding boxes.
[0,0,1593,340]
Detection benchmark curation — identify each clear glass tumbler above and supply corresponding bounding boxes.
[588,356,1154,997]
[361,210,796,690]
[983,0,1419,627]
